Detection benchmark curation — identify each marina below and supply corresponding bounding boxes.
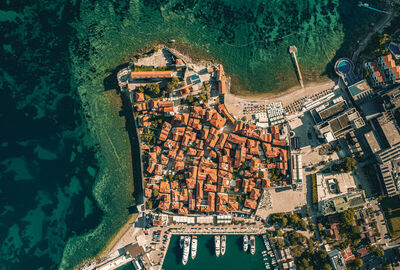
[161,235,266,270]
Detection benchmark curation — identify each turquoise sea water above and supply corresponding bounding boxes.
[117,235,267,270]
[0,0,383,269]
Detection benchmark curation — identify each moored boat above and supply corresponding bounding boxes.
[250,235,255,255]
[180,236,184,249]
[182,236,190,265]
[243,235,248,252]
[215,235,221,257]
[191,236,197,260]
[221,235,226,256]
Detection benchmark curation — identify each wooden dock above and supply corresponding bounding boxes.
[289,46,304,88]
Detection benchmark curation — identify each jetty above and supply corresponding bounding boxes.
[289,45,304,88]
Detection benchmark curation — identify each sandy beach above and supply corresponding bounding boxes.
[224,79,337,119]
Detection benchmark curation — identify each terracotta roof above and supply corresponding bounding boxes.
[244,198,257,209]
[209,111,226,129]
[131,71,172,78]
[159,181,171,193]
[135,92,144,102]
[218,76,226,94]
[174,161,184,172]
[228,134,247,145]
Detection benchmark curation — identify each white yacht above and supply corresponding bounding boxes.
[182,236,190,265]
[215,235,221,257]
[250,235,255,255]
[191,235,197,259]
[180,235,184,249]
[221,235,226,256]
[243,235,248,252]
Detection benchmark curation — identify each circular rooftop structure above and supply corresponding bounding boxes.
[334,58,354,77]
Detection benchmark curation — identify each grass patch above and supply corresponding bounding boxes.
[380,196,400,240]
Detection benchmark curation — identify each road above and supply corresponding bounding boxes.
[352,6,396,63]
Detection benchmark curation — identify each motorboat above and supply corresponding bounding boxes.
[215,235,221,257]
[243,235,248,252]
[250,235,255,255]
[191,235,197,260]
[180,235,184,249]
[221,235,226,256]
[182,236,190,265]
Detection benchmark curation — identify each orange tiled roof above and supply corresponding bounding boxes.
[135,92,144,102]
[160,181,171,193]
[204,183,217,192]
[145,188,152,198]
[228,134,247,145]
[131,71,172,78]
[249,188,261,200]
[174,161,184,172]
[209,111,226,129]
[218,76,226,94]
[244,198,257,209]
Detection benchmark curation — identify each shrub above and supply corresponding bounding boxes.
[312,174,318,204]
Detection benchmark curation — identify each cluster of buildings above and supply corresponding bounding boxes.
[366,54,400,87]
[140,103,290,215]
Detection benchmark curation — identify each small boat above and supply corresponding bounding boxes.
[250,235,255,255]
[180,236,184,249]
[191,236,197,260]
[243,235,248,252]
[182,236,190,265]
[215,235,221,257]
[221,235,226,256]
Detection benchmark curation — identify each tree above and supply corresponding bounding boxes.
[351,226,361,234]
[152,189,159,198]
[282,217,288,227]
[186,95,194,104]
[340,209,355,226]
[146,200,153,209]
[354,258,363,268]
[375,246,384,257]
[291,246,303,257]
[323,263,331,270]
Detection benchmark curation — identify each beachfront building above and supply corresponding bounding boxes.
[366,54,400,88]
[366,61,385,87]
[378,54,400,85]
[346,80,374,104]
[312,97,365,142]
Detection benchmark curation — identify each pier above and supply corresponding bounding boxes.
[289,45,304,88]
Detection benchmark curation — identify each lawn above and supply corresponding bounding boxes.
[380,196,400,240]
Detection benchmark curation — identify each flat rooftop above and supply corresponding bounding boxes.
[364,130,381,153]
[380,120,400,147]
[319,100,347,121]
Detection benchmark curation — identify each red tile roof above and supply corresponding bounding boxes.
[131,71,172,78]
